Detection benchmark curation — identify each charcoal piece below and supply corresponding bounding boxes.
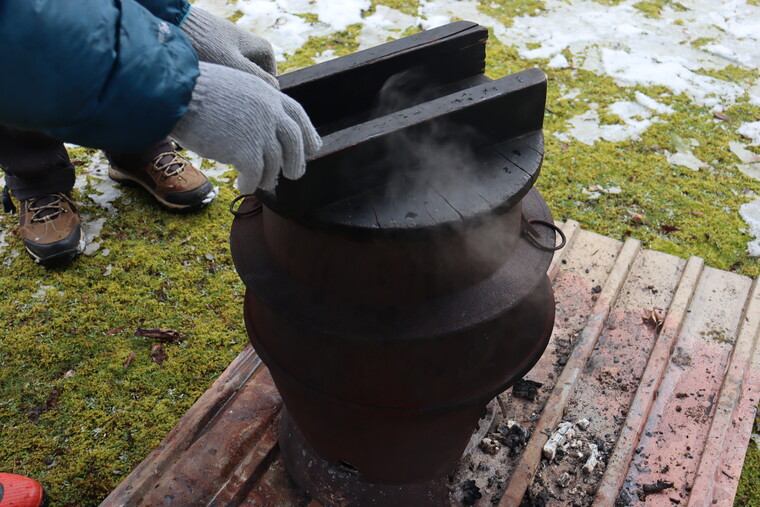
[462,479,483,505]
[641,480,675,496]
[512,379,544,401]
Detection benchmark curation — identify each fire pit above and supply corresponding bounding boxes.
[230,21,560,506]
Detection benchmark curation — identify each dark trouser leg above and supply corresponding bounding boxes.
[105,137,176,171]
[0,126,75,201]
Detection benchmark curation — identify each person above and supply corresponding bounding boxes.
[0,0,321,498]
[0,0,322,265]
[0,130,215,265]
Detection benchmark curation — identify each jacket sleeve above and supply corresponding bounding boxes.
[134,0,191,26]
[0,0,199,153]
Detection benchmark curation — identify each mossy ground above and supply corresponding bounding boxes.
[1,0,759,505]
[0,160,248,505]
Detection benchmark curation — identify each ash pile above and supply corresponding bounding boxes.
[448,408,609,506]
[522,418,608,506]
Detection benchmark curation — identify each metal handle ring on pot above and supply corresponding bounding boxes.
[522,219,566,252]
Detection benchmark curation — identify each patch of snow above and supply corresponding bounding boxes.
[313,48,337,64]
[739,198,760,257]
[504,0,758,110]
[635,92,674,115]
[0,229,9,254]
[750,78,760,107]
[195,0,371,62]
[357,6,417,51]
[419,0,507,41]
[560,88,581,101]
[74,152,122,212]
[555,102,655,145]
[548,53,569,69]
[82,216,107,256]
[738,121,760,146]
[729,142,760,181]
[32,285,57,300]
[730,141,760,164]
[666,150,706,171]
[582,189,601,200]
[583,185,621,199]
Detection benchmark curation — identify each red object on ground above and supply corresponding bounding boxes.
[0,474,47,507]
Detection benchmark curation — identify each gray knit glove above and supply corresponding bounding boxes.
[181,7,279,88]
[171,62,322,193]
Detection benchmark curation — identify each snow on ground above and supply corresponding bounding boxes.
[504,0,760,110]
[191,0,760,254]
[73,152,122,213]
[1,0,758,255]
[555,94,674,146]
[192,0,372,60]
[740,199,760,257]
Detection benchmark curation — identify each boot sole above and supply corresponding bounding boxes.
[24,232,85,266]
[108,165,215,211]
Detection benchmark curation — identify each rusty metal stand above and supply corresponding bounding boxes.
[280,409,449,506]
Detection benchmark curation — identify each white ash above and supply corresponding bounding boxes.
[543,421,575,461]
[583,443,601,474]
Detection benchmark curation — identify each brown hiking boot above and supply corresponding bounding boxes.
[19,192,84,265]
[108,150,216,210]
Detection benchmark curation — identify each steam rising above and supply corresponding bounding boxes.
[371,69,542,276]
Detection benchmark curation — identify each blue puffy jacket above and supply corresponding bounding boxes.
[0,0,199,152]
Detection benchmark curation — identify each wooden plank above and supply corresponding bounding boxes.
[208,413,283,505]
[447,226,620,502]
[239,453,311,506]
[264,70,547,218]
[103,345,264,504]
[279,21,488,130]
[526,248,687,504]
[689,278,760,505]
[307,133,540,235]
[619,268,753,505]
[594,256,704,505]
[120,368,282,505]
[499,237,642,506]
[546,220,580,279]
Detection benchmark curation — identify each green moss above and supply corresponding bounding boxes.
[296,12,319,24]
[478,0,547,26]
[634,0,689,17]
[373,0,421,16]
[591,0,627,5]
[0,173,247,505]
[598,108,625,125]
[483,38,760,278]
[226,10,244,23]
[691,37,715,49]
[735,416,760,505]
[694,65,759,85]
[279,24,362,73]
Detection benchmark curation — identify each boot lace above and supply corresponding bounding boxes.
[152,152,188,181]
[28,193,74,223]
